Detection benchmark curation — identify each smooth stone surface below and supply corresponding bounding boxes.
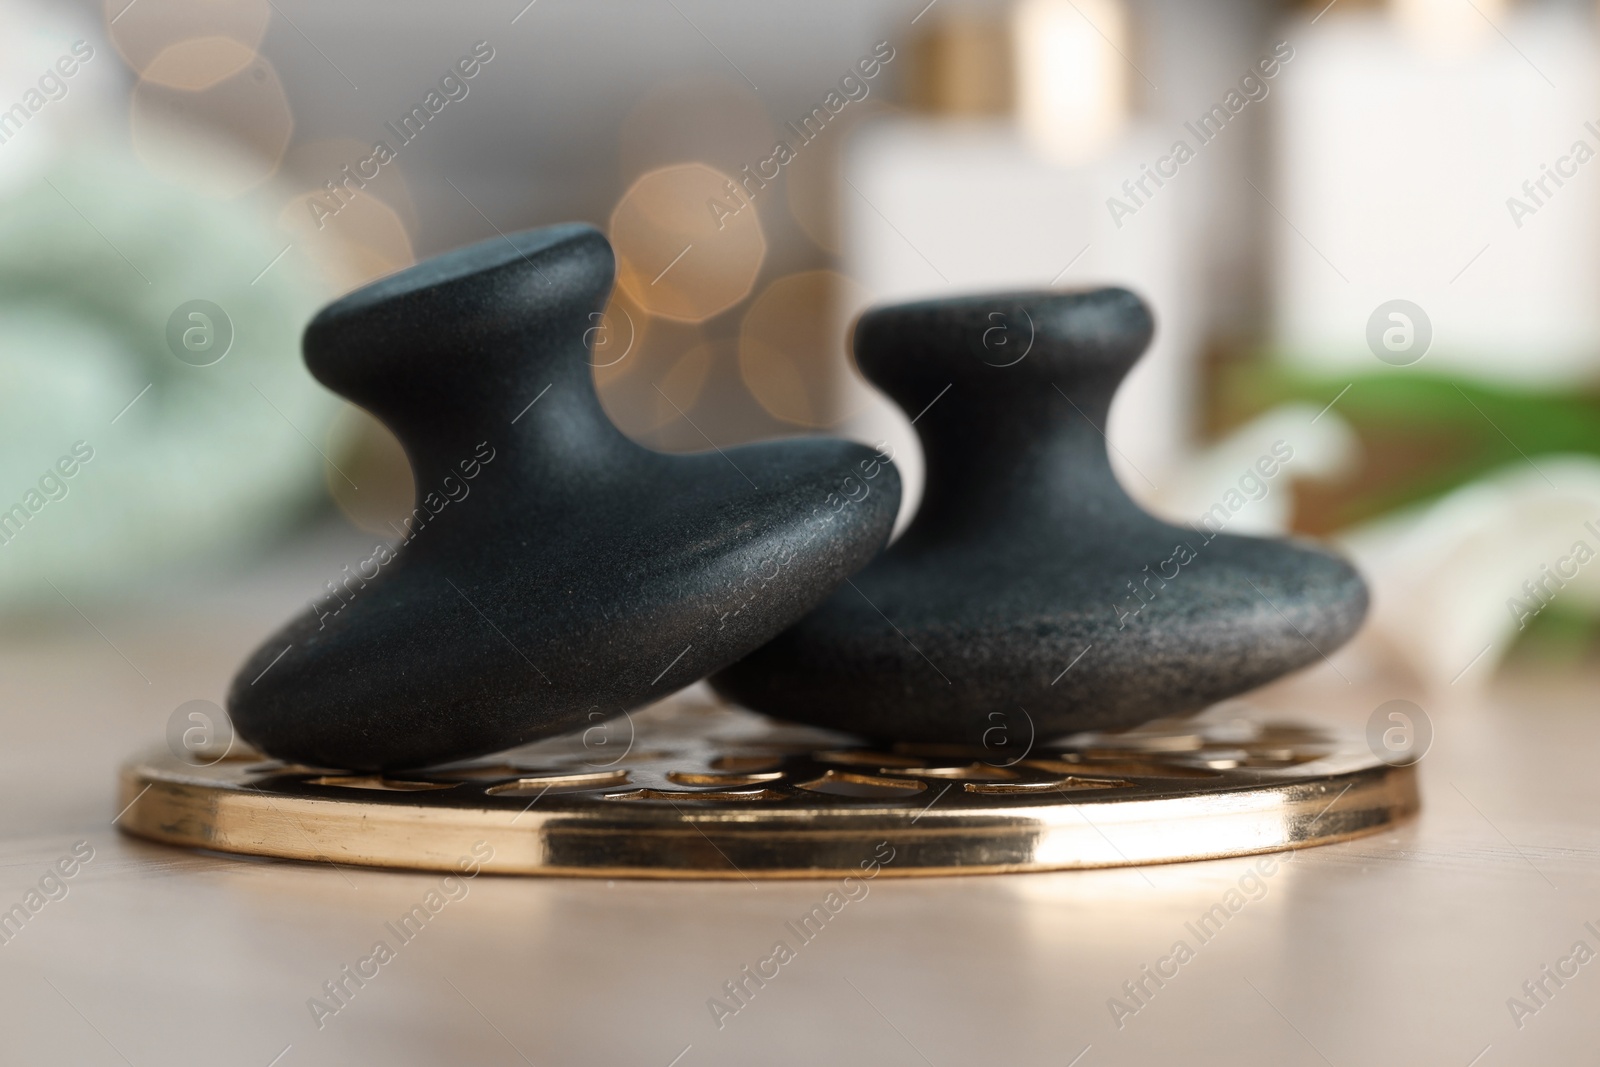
[713,288,1369,745]
[227,223,899,770]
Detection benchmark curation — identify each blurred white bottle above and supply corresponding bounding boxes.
[839,0,1199,526]
[1272,0,1600,386]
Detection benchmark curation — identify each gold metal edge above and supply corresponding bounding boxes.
[116,757,1419,879]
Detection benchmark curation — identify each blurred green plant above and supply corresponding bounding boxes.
[1218,357,1600,533]
[1507,600,1600,666]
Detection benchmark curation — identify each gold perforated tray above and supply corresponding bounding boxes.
[117,699,1417,878]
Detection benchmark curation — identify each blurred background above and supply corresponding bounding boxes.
[5,0,1600,697]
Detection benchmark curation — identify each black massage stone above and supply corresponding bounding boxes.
[712,289,1368,745]
[227,223,900,770]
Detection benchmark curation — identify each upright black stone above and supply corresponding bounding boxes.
[713,289,1368,744]
[227,224,900,770]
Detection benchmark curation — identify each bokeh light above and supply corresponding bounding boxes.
[591,285,652,390]
[130,56,293,197]
[611,162,766,323]
[105,0,270,87]
[647,341,716,433]
[594,320,709,440]
[739,270,875,428]
[277,187,414,290]
[284,137,423,240]
[140,35,258,92]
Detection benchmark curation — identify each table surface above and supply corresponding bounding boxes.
[1,533,1596,1067]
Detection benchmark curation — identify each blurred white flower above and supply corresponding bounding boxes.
[1146,402,1361,535]
[1340,455,1600,690]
